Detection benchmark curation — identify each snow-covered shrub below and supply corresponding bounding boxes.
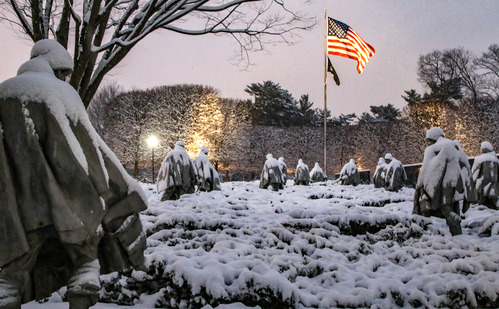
[95,182,499,309]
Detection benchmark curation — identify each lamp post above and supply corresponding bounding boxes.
[147,136,159,183]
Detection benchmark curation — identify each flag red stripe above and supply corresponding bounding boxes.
[327,39,370,68]
[327,38,370,64]
[328,51,358,61]
[326,18,375,74]
[338,31,373,63]
[327,43,363,59]
[328,42,369,64]
[327,39,371,73]
[328,50,365,73]
[348,30,375,56]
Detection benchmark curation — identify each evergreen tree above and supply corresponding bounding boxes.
[297,94,318,126]
[330,113,357,126]
[401,89,423,105]
[357,112,376,123]
[316,108,332,126]
[369,104,402,121]
[245,81,300,126]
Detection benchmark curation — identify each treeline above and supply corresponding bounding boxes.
[88,44,499,179]
[88,84,251,178]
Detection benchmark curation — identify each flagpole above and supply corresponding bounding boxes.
[323,8,328,176]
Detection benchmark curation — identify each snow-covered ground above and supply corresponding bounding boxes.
[24,181,499,308]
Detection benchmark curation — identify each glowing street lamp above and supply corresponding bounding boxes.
[147,136,159,183]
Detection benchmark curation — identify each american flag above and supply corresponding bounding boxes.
[327,17,375,74]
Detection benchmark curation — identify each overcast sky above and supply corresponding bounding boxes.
[1,0,498,116]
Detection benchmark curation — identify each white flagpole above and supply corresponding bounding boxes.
[324,9,328,176]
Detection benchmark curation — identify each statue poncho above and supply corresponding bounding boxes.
[384,157,407,192]
[0,40,147,307]
[470,141,499,209]
[278,157,287,189]
[193,146,221,192]
[157,141,196,200]
[339,159,360,186]
[414,137,470,214]
[310,162,326,183]
[259,154,283,191]
[413,127,471,236]
[372,157,387,188]
[294,159,310,186]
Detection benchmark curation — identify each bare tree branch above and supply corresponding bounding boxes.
[1,0,315,107]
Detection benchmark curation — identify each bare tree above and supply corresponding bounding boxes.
[105,89,156,177]
[185,90,224,157]
[0,0,315,107]
[402,101,457,151]
[417,50,463,104]
[284,126,322,172]
[444,47,483,101]
[354,121,401,170]
[327,124,356,173]
[403,45,499,160]
[455,98,499,155]
[207,98,252,175]
[152,84,216,156]
[242,125,280,176]
[101,84,252,179]
[476,44,499,99]
[417,47,487,103]
[87,81,123,137]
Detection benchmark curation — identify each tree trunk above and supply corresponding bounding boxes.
[134,160,139,178]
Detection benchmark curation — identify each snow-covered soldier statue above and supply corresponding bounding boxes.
[384,153,393,164]
[310,162,326,183]
[193,146,221,192]
[259,153,283,191]
[338,159,361,186]
[372,157,387,188]
[413,127,471,236]
[157,141,197,201]
[470,141,499,209]
[294,159,310,186]
[278,157,287,189]
[0,40,147,309]
[384,154,407,192]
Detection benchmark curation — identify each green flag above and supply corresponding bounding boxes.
[327,57,340,86]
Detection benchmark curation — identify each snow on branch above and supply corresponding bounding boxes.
[1,0,315,107]
[197,0,258,12]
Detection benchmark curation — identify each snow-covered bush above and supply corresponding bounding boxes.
[93,182,499,308]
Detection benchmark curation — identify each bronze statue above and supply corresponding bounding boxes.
[384,154,407,192]
[470,141,499,209]
[294,159,310,186]
[157,141,197,200]
[338,159,360,186]
[372,157,387,188]
[193,146,221,192]
[413,127,471,236]
[310,162,326,183]
[260,154,283,191]
[0,39,147,309]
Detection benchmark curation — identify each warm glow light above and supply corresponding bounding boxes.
[147,135,159,148]
[186,137,207,158]
[356,157,363,171]
[185,93,224,158]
